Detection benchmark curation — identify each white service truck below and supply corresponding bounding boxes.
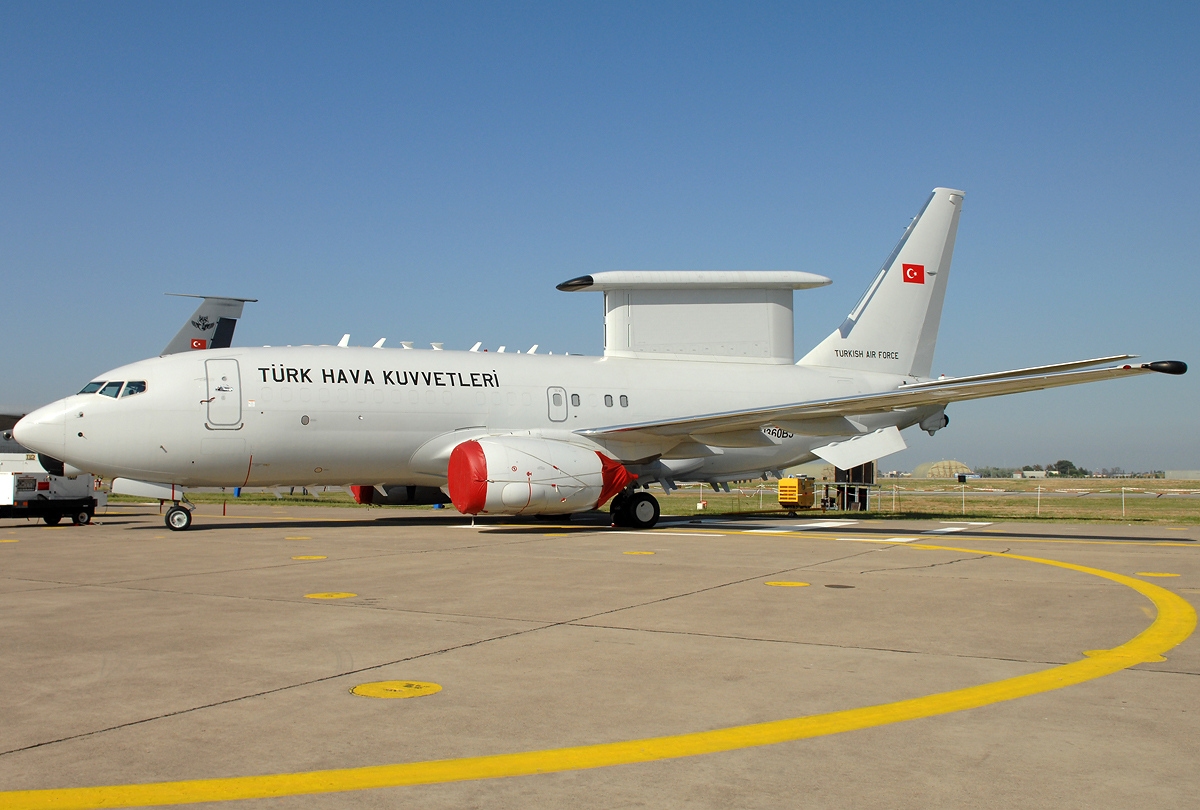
[0,455,104,525]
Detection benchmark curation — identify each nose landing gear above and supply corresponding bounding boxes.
[165,503,193,531]
[610,489,660,529]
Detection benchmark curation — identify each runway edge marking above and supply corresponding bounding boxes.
[4,545,1194,810]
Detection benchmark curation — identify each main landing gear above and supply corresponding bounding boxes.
[610,489,660,529]
[165,503,194,531]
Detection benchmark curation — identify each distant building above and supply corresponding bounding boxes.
[1165,470,1200,480]
[1013,470,1048,479]
[911,460,974,479]
[786,461,835,481]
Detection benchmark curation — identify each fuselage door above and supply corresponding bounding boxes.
[547,387,568,422]
[205,359,242,428]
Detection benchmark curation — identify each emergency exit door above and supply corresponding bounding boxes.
[205,359,242,427]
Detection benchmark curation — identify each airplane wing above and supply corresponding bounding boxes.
[579,358,1187,441]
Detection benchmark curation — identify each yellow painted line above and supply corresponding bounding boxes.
[765,581,809,587]
[351,681,441,699]
[0,539,18,543]
[304,592,356,600]
[291,556,327,561]
[1085,647,1165,662]
[623,551,655,555]
[2,545,1192,809]
[285,536,312,541]
[1136,572,1179,577]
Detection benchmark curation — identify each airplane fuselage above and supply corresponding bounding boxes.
[20,346,932,489]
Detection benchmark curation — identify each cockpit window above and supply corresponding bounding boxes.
[79,381,105,394]
[120,381,147,397]
[98,381,124,398]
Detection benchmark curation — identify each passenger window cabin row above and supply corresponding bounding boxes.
[553,391,630,409]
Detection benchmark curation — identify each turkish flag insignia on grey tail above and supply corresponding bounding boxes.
[902,263,925,284]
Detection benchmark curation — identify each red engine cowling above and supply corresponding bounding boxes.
[447,437,634,516]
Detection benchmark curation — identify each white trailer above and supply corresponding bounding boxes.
[0,466,104,525]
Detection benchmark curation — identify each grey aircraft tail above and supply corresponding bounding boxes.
[161,294,258,355]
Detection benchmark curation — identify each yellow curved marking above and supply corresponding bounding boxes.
[1084,648,1165,663]
[765,581,810,587]
[1136,572,1179,577]
[623,551,655,555]
[304,592,356,600]
[2,546,1193,809]
[351,681,442,699]
[291,556,327,561]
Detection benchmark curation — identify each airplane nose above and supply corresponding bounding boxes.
[13,402,67,459]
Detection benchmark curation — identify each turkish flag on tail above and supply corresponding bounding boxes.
[902,264,925,284]
[190,338,207,350]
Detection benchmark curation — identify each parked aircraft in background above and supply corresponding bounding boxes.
[15,188,1185,530]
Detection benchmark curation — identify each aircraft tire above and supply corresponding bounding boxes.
[165,506,192,531]
[72,510,91,526]
[625,492,660,529]
[43,513,62,526]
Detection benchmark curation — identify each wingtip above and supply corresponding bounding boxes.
[1143,360,1187,375]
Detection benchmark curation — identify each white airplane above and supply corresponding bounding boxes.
[14,188,1185,530]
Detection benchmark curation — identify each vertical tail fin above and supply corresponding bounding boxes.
[798,187,963,378]
[161,294,257,355]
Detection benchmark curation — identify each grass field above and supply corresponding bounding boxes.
[108,479,1200,524]
[658,479,1200,524]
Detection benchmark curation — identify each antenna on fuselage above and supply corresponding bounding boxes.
[337,334,350,347]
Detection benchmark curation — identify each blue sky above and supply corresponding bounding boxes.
[3,2,1197,471]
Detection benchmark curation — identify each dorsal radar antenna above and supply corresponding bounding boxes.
[337,334,350,348]
[372,338,386,348]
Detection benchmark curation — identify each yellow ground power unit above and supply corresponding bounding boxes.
[777,477,814,509]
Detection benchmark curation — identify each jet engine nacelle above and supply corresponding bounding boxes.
[447,436,634,516]
[919,409,950,436]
